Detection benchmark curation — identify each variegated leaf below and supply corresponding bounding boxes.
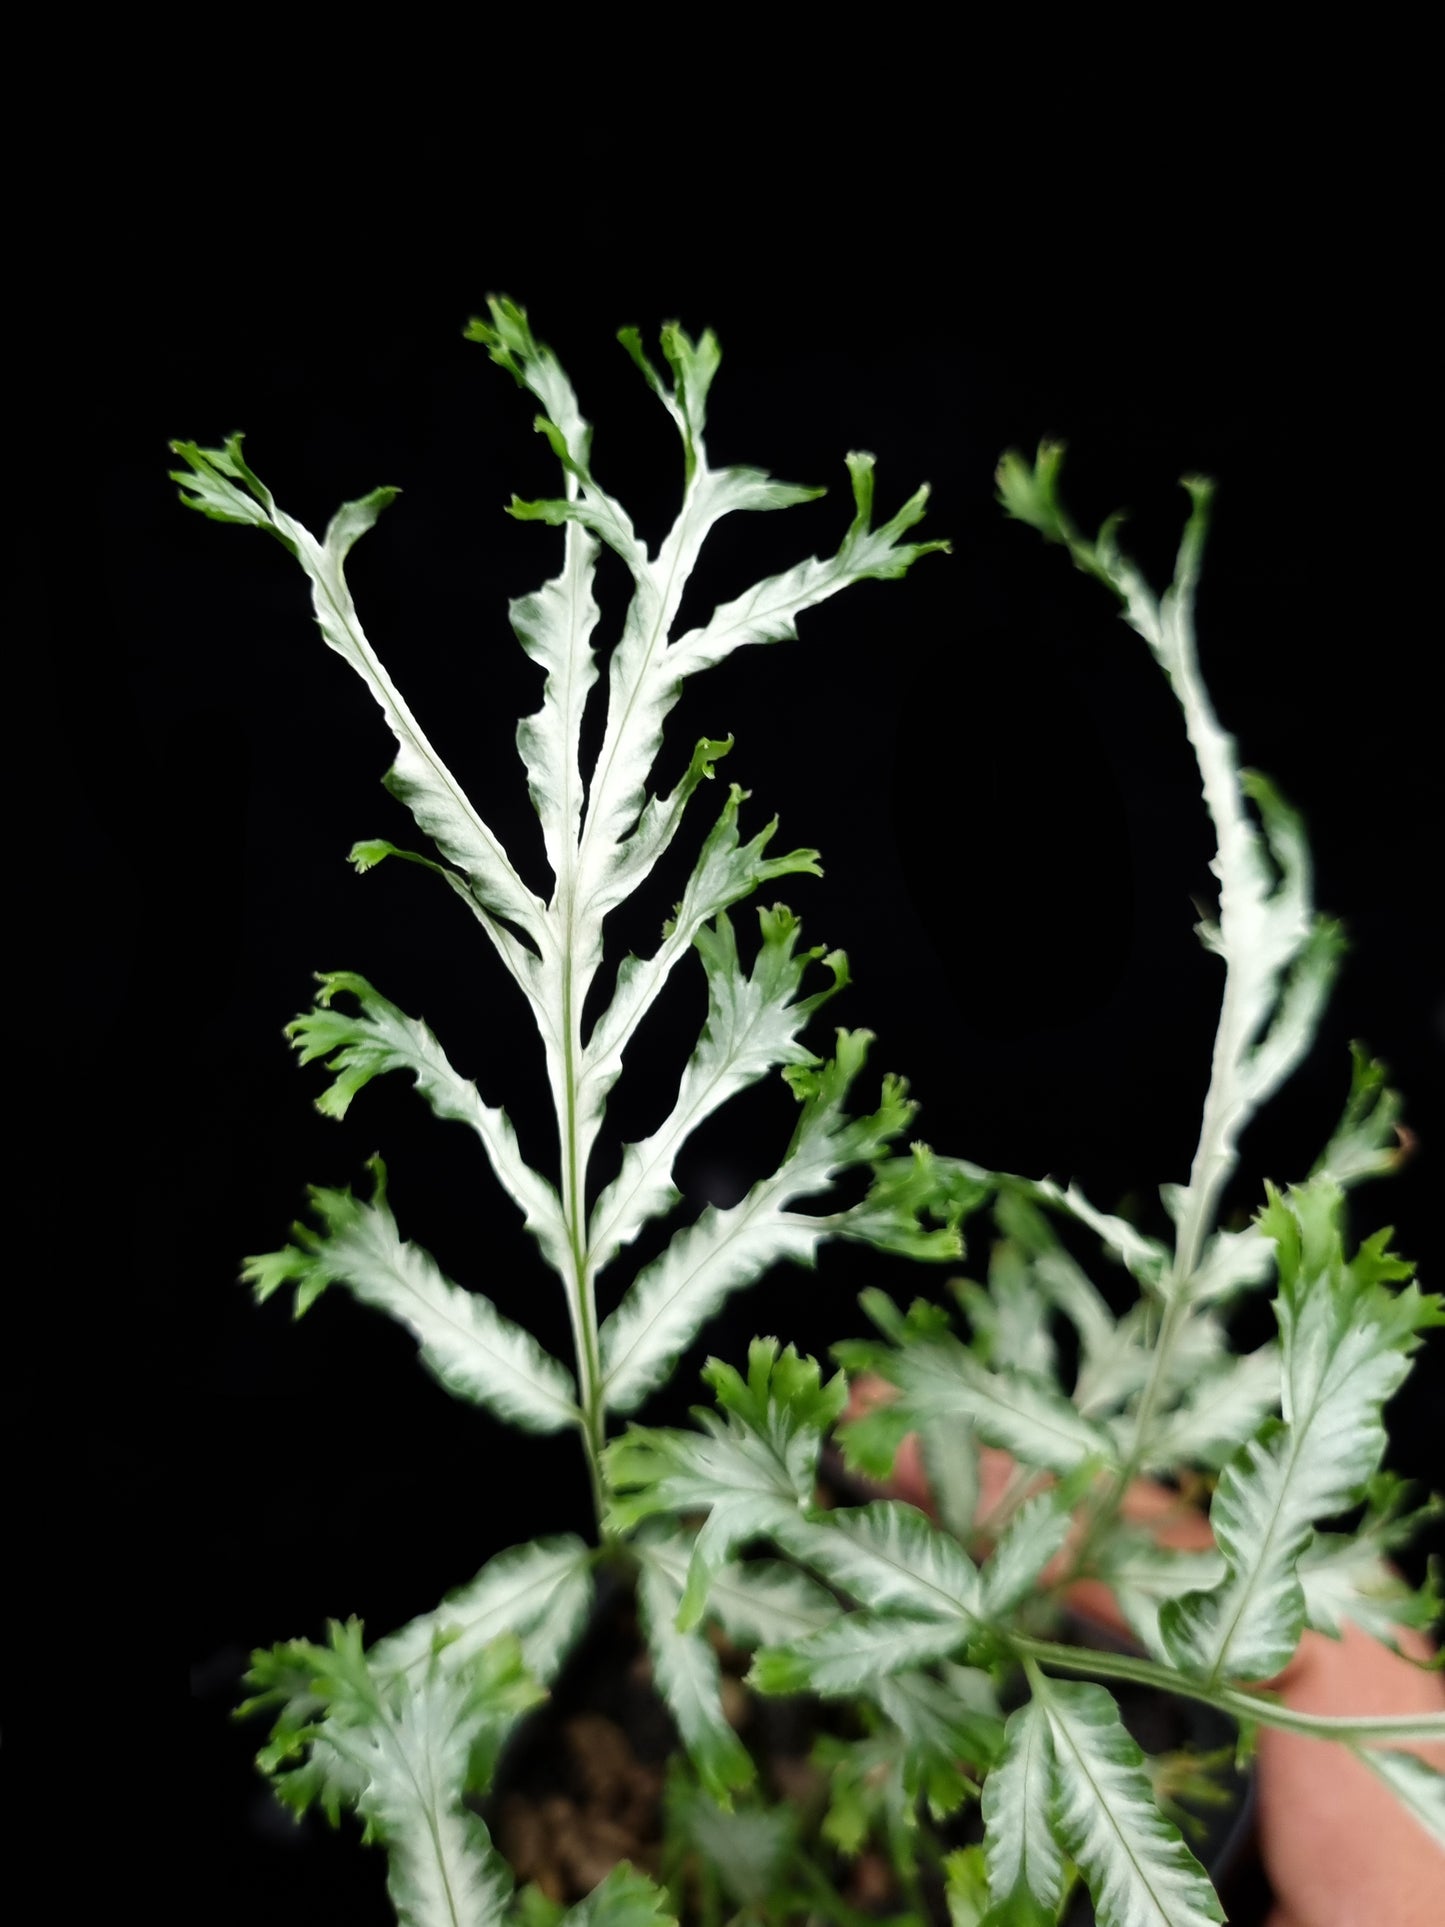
[750,1610,970,1697]
[893,1338,1116,1478]
[980,1698,1064,1927]
[979,1489,1076,1618]
[648,1547,836,1650]
[605,1342,844,1629]
[285,972,569,1274]
[1355,1747,1445,1855]
[635,1546,754,1805]
[598,1033,919,1412]
[1038,1677,1224,1927]
[371,1536,595,1688]
[172,437,545,962]
[1091,1537,1226,1662]
[776,1500,982,1622]
[1139,1341,1281,1471]
[242,1161,578,1434]
[1161,1183,1441,1684]
[586,907,845,1277]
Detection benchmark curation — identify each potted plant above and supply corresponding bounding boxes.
[176,302,1443,1924]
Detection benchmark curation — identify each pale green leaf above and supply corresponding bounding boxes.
[1161,1414,1346,1684]
[810,1719,963,1875]
[1161,1183,1441,1684]
[518,322,945,942]
[171,436,545,968]
[775,1500,983,1622]
[920,1414,982,1542]
[515,433,826,926]
[830,1391,916,1483]
[1311,1042,1408,1189]
[539,1862,679,1926]
[286,972,569,1275]
[876,1666,1006,1814]
[1038,1676,1224,1927]
[1069,1314,1149,1422]
[1071,1300,1224,1429]
[170,432,285,535]
[340,1670,516,1927]
[240,1638,369,1824]
[1000,449,1338,1284]
[465,297,597,486]
[751,1610,970,1697]
[598,1032,918,1412]
[1024,1178,1170,1290]
[616,320,722,483]
[668,451,949,676]
[891,1336,1117,1478]
[812,1731,890,1857]
[579,731,735,938]
[1139,1341,1281,1472]
[663,1772,796,1908]
[586,906,845,1278]
[605,1342,844,1628]
[981,1699,1065,1925]
[998,1187,1116,1368]
[1298,1477,1444,1651]
[1090,1537,1226,1661]
[979,1489,1076,1618]
[576,785,823,1158]
[259,1621,542,1927]
[1054,1290,1227,1431]
[955,1239,1057,1380]
[242,1162,579,1434]
[944,1846,994,1927]
[1355,1747,1445,1856]
[638,1534,835,1648]
[635,1545,755,1805]
[370,1536,595,1689]
[508,521,602,889]
[995,441,1076,550]
[825,1146,973,1263]
[1182,1223,1275,1306]
[1300,1536,1443,1652]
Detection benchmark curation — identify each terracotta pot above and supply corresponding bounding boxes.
[844,1375,1445,1927]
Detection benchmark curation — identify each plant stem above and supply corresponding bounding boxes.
[541,497,612,1541]
[1067,1289,1191,1576]
[888,1810,930,1921]
[1014,1634,1445,1745]
[556,863,610,1535]
[1065,583,1254,1571]
[785,1854,896,1927]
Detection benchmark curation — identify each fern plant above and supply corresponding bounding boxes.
[178,312,1444,1927]
[176,299,963,1924]
[605,447,1445,1924]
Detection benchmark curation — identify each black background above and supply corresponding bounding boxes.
[32,91,1439,1921]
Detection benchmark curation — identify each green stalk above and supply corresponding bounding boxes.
[543,487,613,1540]
[1067,598,1256,1569]
[558,886,608,1535]
[1014,1635,1445,1746]
[1068,1290,1190,1577]
[786,1851,906,1927]
[1066,912,1250,1574]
